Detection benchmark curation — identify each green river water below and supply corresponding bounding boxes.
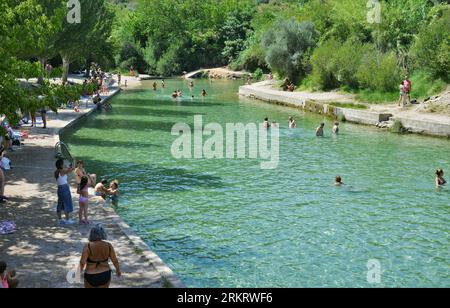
[62,80,450,288]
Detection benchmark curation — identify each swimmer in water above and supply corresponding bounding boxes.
[107,180,119,203]
[161,79,165,88]
[189,81,194,88]
[263,117,270,129]
[316,123,325,137]
[172,90,178,98]
[289,117,297,128]
[201,89,207,97]
[332,122,340,134]
[152,82,157,91]
[335,176,344,186]
[436,169,447,187]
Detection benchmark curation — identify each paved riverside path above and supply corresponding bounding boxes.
[0,89,178,288]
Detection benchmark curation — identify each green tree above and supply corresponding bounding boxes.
[55,0,114,81]
[262,19,317,82]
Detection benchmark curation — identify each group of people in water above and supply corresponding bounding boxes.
[149,79,208,99]
[265,115,447,188]
[54,159,120,225]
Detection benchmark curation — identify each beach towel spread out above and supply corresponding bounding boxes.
[0,221,16,235]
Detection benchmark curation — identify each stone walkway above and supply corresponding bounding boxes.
[0,87,182,288]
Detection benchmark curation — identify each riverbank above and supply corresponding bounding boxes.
[240,81,450,138]
[0,84,183,288]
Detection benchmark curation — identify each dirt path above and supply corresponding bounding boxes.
[0,88,181,288]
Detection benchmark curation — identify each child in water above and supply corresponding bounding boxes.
[436,169,447,187]
[108,180,119,203]
[335,176,344,186]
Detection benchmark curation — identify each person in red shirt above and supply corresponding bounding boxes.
[403,76,412,104]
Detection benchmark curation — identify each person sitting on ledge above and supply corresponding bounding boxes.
[95,179,109,200]
[436,169,447,187]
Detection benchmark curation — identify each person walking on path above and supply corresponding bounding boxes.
[54,159,75,225]
[80,225,121,288]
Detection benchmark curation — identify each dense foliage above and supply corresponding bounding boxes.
[1,0,449,118]
[109,0,448,98]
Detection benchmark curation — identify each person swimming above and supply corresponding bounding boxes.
[172,90,178,98]
[161,79,165,88]
[436,169,447,187]
[289,117,297,128]
[201,89,207,97]
[316,123,325,137]
[189,81,194,88]
[335,176,344,186]
[332,122,340,134]
[263,117,270,129]
[152,82,157,91]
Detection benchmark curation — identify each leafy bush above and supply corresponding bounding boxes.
[410,7,450,81]
[253,68,264,81]
[310,38,341,90]
[262,19,317,82]
[311,38,367,90]
[356,50,400,92]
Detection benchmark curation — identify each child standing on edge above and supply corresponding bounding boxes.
[78,176,90,225]
[0,261,19,288]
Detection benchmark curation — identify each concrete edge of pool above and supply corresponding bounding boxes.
[59,88,185,288]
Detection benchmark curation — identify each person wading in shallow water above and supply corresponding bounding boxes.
[80,225,121,288]
[316,123,325,137]
[435,169,447,187]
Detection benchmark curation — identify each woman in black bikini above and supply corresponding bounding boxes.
[436,169,447,187]
[80,225,121,288]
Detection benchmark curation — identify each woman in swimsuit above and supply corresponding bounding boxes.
[80,225,121,288]
[436,169,447,187]
[78,176,90,225]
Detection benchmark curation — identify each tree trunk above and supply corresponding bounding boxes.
[38,58,45,85]
[62,55,71,83]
